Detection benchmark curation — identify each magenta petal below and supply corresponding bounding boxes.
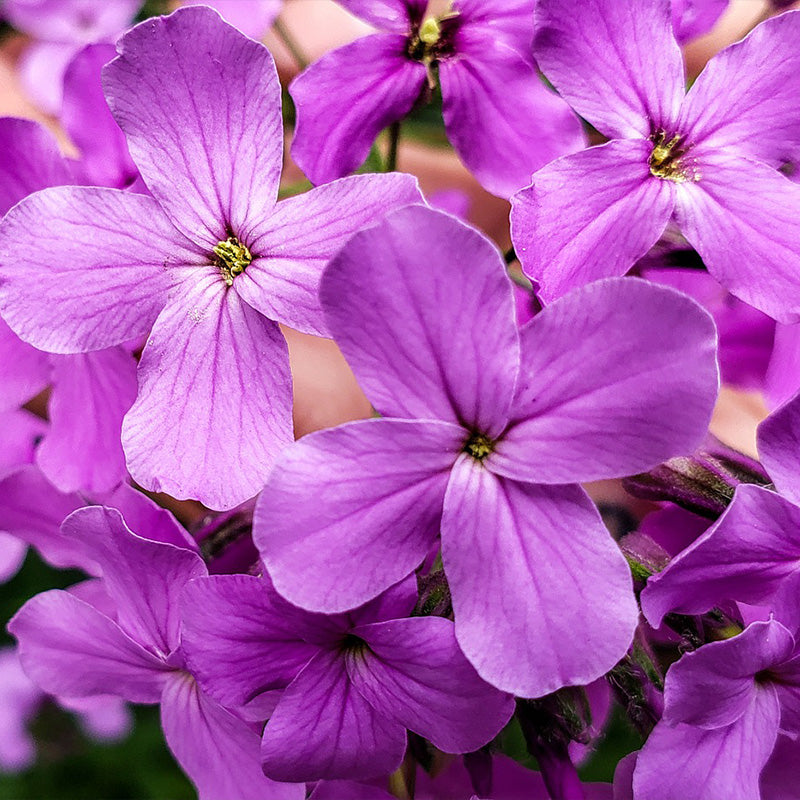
[672,0,728,43]
[122,274,293,511]
[0,533,27,583]
[633,692,780,800]
[439,32,584,198]
[180,0,282,39]
[675,153,800,323]
[491,278,718,484]
[238,173,422,336]
[0,410,45,479]
[160,673,302,800]
[534,0,685,138]
[181,575,324,714]
[511,141,676,302]
[0,319,50,412]
[641,485,800,627]
[37,349,137,494]
[257,418,461,612]
[0,117,72,215]
[9,590,169,703]
[0,466,88,572]
[349,616,514,752]
[664,620,794,728]
[290,34,427,185]
[62,43,137,188]
[442,459,637,697]
[336,0,426,32]
[262,649,406,782]
[61,506,206,657]
[679,11,800,166]
[760,734,800,800]
[105,7,283,248]
[454,0,536,53]
[0,186,203,353]
[321,205,519,435]
[758,393,800,507]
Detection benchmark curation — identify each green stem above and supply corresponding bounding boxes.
[273,18,308,71]
[386,121,401,172]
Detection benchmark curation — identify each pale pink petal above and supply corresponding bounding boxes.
[122,273,293,511]
[18,40,77,114]
[510,141,676,303]
[104,6,284,247]
[442,458,637,697]
[0,186,204,353]
[180,0,282,39]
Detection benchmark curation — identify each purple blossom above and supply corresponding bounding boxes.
[181,573,513,782]
[635,575,800,799]
[289,0,585,198]
[8,497,301,800]
[254,204,719,697]
[0,6,422,510]
[671,0,728,43]
[642,390,800,627]
[179,0,282,39]
[2,0,141,113]
[511,0,800,321]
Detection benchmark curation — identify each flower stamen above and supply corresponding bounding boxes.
[649,131,698,183]
[213,236,252,286]
[464,431,494,461]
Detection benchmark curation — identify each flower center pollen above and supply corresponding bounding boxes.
[464,431,494,461]
[648,131,698,183]
[213,236,252,286]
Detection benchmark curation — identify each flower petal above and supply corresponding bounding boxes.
[534,0,685,138]
[511,141,676,303]
[349,616,514,752]
[122,273,293,511]
[663,620,794,728]
[181,575,325,715]
[0,117,72,215]
[321,204,519,435]
[675,152,800,323]
[261,649,406,782]
[0,186,203,353]
[61,505,206,657]
[672,0,728,44]
[37,349,137,494]
[442,458,637,697]
[336,0,425,32]
[439,32,584,198]
[641,485,800,628]
[257,418,461,612]
[0,319,50,412]
[633,691,780,800]
[757,392,800,507]
[104,6,283,248]
[490,278,718,484]
[679,10,800,166]
[9,590,169,703]
[160,673,302,800]
[289,34,427,185]
[238,173,422,336]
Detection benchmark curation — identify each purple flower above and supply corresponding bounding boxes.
[181,573,513,782]
[3,0,141,113]
[0,6,422,510]
[671,0,728,43]
[289,0,585,198]
[511,0,800,321]
[8,496,300,800]
[642,389,800,627]
[635,575,800,799]
[254,204,719,697]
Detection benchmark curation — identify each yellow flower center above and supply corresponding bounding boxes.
[464,431,494,461]
[648,131,699,183]
[213,236,252,286]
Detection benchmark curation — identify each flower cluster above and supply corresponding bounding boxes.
[1,0,800,798]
